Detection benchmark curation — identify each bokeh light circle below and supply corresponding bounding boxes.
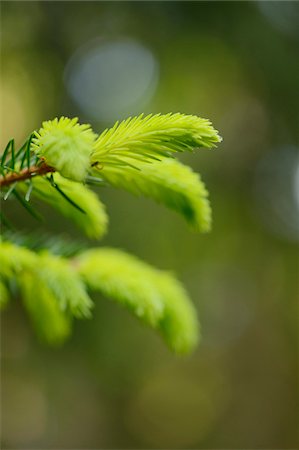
[253,147,299,242]
[125,362,229,448]
[64,38,159,121]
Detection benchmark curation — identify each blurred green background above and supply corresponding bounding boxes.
[1,1,298,448]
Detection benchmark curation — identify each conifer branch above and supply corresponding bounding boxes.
[0,162,55,188]
[1,112,222,353]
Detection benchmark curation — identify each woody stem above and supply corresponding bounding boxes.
[0,163,55,188]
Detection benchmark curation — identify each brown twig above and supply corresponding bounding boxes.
[0,163,55,188]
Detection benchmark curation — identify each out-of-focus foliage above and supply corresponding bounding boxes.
[19,273,72,345]
[1,1,298,449]
[98,158,212,232]
[0,240,198,353]
[77,247,198,353]
[27,173,109,239]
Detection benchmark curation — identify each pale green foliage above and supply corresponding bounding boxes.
[76,248,165,327]
[97,158,212,232]
[0,241,73,342]
[33,251,93,318]
[0,241,92,316]
[32,117,97,181]
[1,111,222,354]
[92,113,221,169]
[0,240,36,278]
[153,273,199,353]
[76,248,198,353]
[0,241,92,343]
[19,273,72,344]
[27,173,108,239]
[0,241,198,352]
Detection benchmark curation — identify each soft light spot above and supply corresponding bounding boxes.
[64,38,159,121]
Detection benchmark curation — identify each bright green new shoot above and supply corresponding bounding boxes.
[0,112,221,354]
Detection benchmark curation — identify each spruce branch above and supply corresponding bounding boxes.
[0,240,198,353]
[31,117,97,182]
[75,247,199,354]
[95,157,212,232]
[0,161,55,188]
[92,112,222,169]
[24,173,109,239]
[1,111,222,354]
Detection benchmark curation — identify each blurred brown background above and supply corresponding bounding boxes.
[1,1,298,448]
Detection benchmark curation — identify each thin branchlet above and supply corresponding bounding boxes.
[0,162,55,188]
